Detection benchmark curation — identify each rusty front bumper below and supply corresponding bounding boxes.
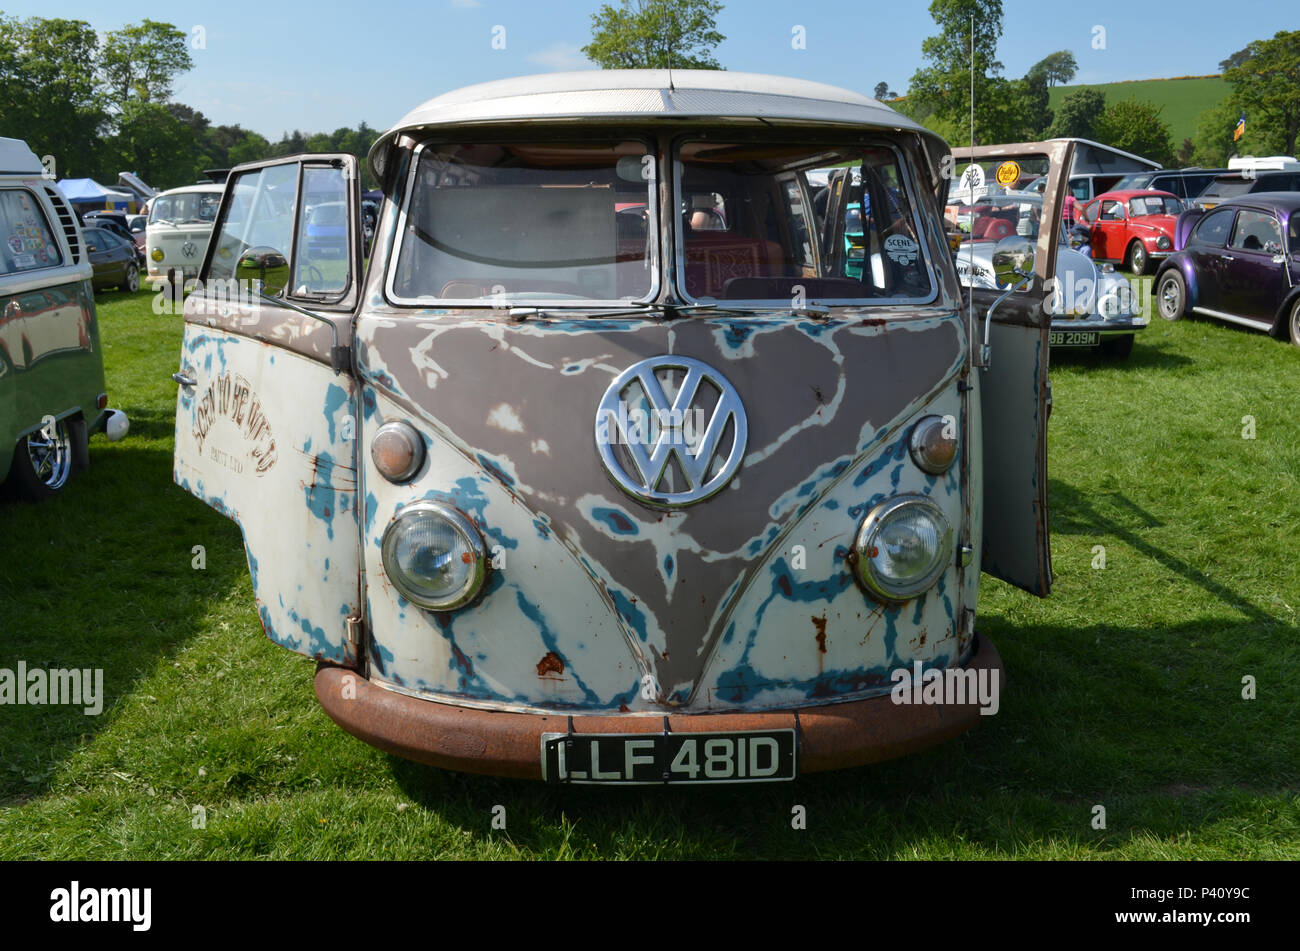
[314,634,1003,780]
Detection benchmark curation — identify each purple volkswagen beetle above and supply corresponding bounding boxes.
[1154,192,1300,347]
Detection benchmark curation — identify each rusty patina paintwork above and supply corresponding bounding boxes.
[171,72,1055,778]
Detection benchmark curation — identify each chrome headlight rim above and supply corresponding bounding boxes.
[380,500,487,611]
[852,494,953,603]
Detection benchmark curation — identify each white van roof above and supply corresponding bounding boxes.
[370,70,941,178]
[1227,155,1300,172]
[153,183,225,197]
[0,137,44,176]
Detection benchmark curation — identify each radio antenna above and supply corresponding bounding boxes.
[665,5,675,90]
[967,13,975,335]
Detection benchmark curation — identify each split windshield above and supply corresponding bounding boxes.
[150,191,220,225]
[387,136,936,309]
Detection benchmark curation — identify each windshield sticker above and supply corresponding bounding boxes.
[884,234,919,265]
[995,161,1021,187]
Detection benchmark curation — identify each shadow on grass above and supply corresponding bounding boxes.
[382,477,1292,857]
[1050,336,1194,372]
[0,441,245,802]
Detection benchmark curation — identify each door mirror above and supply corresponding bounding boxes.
[235,246,290,297]
[992,235,1035,287]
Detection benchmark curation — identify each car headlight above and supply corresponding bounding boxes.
[151,248,164,262]
[1157,235,1171,250]
[852,495,953,602]
[381,501,487,610]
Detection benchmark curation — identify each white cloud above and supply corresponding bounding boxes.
[527,43,591,72]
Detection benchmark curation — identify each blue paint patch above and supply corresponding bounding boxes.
[593,506,638,536]
[476,452,516,488]
[664,554,674,578]
[364,491,379,536]
[610,588,650,643]
[323,383,349,442]
[305,451,338,540]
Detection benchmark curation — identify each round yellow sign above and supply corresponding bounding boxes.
[994,160,1021,187]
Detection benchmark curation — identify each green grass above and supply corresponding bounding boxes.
[1048,76,1229,147]
[1,279,1297,859]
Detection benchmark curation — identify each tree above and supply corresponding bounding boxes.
[873,81,897,100]
[1223,30,1300,155]
[583,0,724,70]
[907,0,1009,144]
[1048,88,1105,139]
[1094,98,1175,166]
[0,16,108,178]
[1190,97,1281,167]
[1219,46,1253,74]
[1176,137,1195,164]
[1028,50,1077,87]
[99,20,193,108]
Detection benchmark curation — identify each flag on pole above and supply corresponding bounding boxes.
[1234,113,1246,141]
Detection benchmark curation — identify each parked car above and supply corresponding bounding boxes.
[1077,189,1184,274]
[172,73,1084,782]
[955,190,1146,358]
[1193,159,1300,210]
[82,210,145,263]
[1154,192,1300,346]
[83,226,141,292]
[1112,168,1227,202]
[145,183,223,284]
[1,137,128,500]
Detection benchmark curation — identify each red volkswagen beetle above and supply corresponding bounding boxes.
[1078,189,1184,275]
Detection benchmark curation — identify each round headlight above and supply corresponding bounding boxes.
[1156,235,1171,250]
[371,420,424,483]
[151,248,164,262]
[381,502,487,610]
[852,495,953,602]
[909,415,957,474]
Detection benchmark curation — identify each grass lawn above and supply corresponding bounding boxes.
[1048,76,1229,147]
[1,278,1297,859]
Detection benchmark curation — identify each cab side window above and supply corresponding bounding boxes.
[0,189,64,275]
[1099,200,1124,221]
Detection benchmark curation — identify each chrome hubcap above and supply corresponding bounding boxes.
[26,420,72,489]
[1160,280,1177,316]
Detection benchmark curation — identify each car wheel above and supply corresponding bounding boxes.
[5,416,81,500]
[1126,241,1149,275]
[121,263,139,293]
[1156,270,1186,321]
[1289,298,1300,349]
[1099,334,1135,360]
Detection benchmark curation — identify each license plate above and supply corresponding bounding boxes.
[541,729,797,785]
[1049,330,1099,347]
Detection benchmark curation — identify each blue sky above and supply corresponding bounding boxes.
[7,1,1297,139]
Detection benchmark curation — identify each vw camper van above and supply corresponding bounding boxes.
[172,72,1067,783]
[145,183,223,284]
[1,137,128,500]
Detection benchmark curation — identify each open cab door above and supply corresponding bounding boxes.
[172,154,365,662]
[950,139,1073,597]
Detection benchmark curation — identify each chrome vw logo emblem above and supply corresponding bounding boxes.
[181,241,197,259]
[595,355,747,507]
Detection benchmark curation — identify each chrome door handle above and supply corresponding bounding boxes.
[172,372,196,388]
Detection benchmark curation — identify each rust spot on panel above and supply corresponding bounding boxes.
[777,574,793,597]
[618,704,631,713]
[536,651,564,677]
[811,385,825,404]
[451,644,474,677]
[812,614,828,653]
[461,551,475,563]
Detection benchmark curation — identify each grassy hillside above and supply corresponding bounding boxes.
[1048,76,1229,146]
